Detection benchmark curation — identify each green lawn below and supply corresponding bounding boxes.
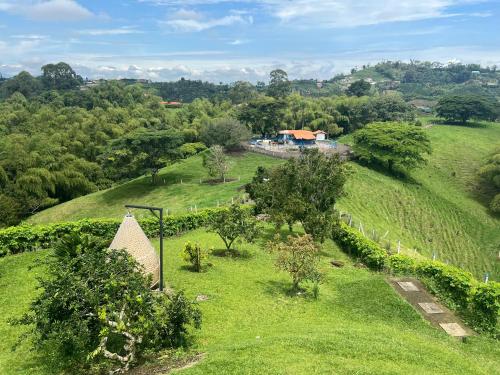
[1,228,499,374]
[28,152,282,224]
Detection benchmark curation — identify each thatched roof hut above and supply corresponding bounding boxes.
[109,214,160,287]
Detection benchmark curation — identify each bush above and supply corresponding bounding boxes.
[207,204,259,252]
[269,234,321,291]
[13,234,201,373]
[0,208,225,257]
[181,242,209,272]
[387,254,416,275]
[332,222,386,270]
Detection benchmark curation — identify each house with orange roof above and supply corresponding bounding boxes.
[278,130,317,146]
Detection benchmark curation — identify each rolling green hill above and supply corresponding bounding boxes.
[28,152,282,223]
[1,229,499,374]
[28,121,500,279]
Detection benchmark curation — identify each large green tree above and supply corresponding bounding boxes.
[267,69,291,98]
[41,62,83,90]
[247,149,349,241]
[238,96,286,136]
[436,94,498,124]
[105,129,184,184]
[346,80,372,97]
[200,117,251,150]
[353,122,431,173]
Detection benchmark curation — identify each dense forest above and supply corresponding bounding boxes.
[1,61,499,227]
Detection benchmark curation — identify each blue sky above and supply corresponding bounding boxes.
[0,0,499,82]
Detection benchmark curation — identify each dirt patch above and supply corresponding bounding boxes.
[128,352,204,375]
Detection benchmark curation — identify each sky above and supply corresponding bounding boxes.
[0,0,499,82]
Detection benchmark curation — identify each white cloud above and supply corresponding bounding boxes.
[0,0,93,21]
[139,0,490,28]
[228,39,250,45]
[78,27,143,36]
[161,9,253,32]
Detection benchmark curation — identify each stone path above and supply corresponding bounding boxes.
[388,277,473,338]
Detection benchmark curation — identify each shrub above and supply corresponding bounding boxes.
[269,234,321,291]
[387,254,416,275]
[332,222,386,270]
[181,242,209,272]
[207,204,259,252]
[12,234,201,373]
[0,208,225,257]
[468,282,500,336]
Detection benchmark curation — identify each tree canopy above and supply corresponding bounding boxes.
[436,94,498,124]
[353,122,431,173]
[247,149,349,241]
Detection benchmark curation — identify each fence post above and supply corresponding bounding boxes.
[397,240,401,254]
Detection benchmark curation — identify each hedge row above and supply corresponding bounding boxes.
[0,208,225,257]
[333,221,500,337]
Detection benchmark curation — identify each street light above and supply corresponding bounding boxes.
[125,204,164,291]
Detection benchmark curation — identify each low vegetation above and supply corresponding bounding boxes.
[2,229,500,374]
[11,234,201,374]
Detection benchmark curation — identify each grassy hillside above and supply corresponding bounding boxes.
[1,229,499,374]
[28,152,282,223]
[337,121,500,279]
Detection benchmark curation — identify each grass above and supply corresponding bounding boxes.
[27,121,500,278]
[1,228,499,374]
[28,152,282,224]
[337,120,500,279]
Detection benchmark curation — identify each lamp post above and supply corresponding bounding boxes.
[125,204,164,291]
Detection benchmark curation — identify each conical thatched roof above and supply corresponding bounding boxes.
[109,214,160,287]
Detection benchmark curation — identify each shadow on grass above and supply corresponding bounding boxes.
[352,159,421,185]
[210,247,254,260]
[433,119,490,128]
[258,280,318,300]
[99,171,195,203]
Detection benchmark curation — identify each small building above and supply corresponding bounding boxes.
[313,130,327,141]
[278,130,316,146]
[160,101,183,107]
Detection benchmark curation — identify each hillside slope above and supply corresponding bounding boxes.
[338,121,500,279]
[28,122,500,278]
[28,152,282,223]
[1,230,499,374]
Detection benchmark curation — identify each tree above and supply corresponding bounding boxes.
[238,96,286,136]
[13,234,201,374]
[228,81,257,104]
[0,71,42,99]
[267,69,291,98]
[436,94,498,124]
[106,129,184,184]
[269,234,321,291]
[247,149,349,241]
[41,62,83,90]
[200,118,251,150]
[207,204,259,252]
[353,122,431,173]
[346,80,372,97]
[203,145,229,182]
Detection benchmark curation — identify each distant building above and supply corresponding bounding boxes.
[278,130,317,146]
[160,101,183,107]
[313,130,327,141]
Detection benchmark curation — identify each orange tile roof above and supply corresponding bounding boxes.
[279,130,316,140]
